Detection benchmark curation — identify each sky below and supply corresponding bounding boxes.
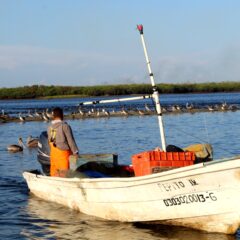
[1,0,240,87]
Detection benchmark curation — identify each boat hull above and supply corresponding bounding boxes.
[23,157,240,234]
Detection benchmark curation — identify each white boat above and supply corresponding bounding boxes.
[23,156,240,234]
[23,25,240,234]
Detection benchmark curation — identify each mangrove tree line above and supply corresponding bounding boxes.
[0,82,240,100]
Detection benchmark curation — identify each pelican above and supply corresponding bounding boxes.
[1,109,9,119]
[161,107,167,113]
[121,107,128,116]
[170,105,178,112]
[96,108,100,116]
[145,104,152,112]
[221,102,228,111]
[35,109,41,117]
[207,105,215,111]
[137,108,145,116]
[42,112,49,121]
[28,110,34,118]
[26,136,39,148]
[19,113,25,122]
[46,109,53,119]
[186,102,194,110]
[102,108,110,117]
[79,108,85,116]
[7,138,24,152]
[229,105,238,111]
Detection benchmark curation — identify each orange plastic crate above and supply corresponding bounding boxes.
[132,150,195,176]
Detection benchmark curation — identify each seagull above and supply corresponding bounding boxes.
[27,136,39,148]
[7,138,24,152]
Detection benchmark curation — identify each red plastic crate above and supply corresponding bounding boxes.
[132,150,195,176]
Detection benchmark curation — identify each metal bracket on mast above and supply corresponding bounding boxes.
[137,24,167,151]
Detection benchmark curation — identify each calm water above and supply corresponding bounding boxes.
[1,92,240,116]
[1,93,240,240]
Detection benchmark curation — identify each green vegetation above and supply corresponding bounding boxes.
[0,82,240,100]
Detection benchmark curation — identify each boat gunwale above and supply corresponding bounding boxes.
[23,156,240,189]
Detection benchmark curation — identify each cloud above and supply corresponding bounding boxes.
[0,44,240,87]
[154,47,240,83]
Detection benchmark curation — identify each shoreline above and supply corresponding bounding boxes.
[1,82,240,100]
[1,106,239,124]
[0,91,240,101]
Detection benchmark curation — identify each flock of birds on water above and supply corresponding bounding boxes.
[3,101,239,153]
[0,102,239,124]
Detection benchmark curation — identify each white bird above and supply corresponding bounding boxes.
[78,108,85,116]
[207,105,215,111]
[42,112,49,121]
[35,109,41,117]
[46,109,53,119]
[161,107,167,113]
[170,105,178,112]
[96,108,100,116]
[137,108,145,116]
[28,110,34,118]
[145,104,152,112]
[221,102,228,111]
[87,110,92,116]
[27,136,39,148]
[19,113,25,122]
[102,108,110,117]
[121,107,128,116]
[186,102,194,110]
[7,138,24,152]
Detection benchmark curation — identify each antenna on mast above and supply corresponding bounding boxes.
[137,24,167,151]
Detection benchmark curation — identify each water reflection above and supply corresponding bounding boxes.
[22,196,235,240]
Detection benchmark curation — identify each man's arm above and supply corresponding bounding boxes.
[63,123,79,154]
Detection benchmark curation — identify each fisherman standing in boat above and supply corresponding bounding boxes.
[48,107,79,177]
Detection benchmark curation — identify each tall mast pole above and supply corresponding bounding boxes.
[137,24,167,151]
